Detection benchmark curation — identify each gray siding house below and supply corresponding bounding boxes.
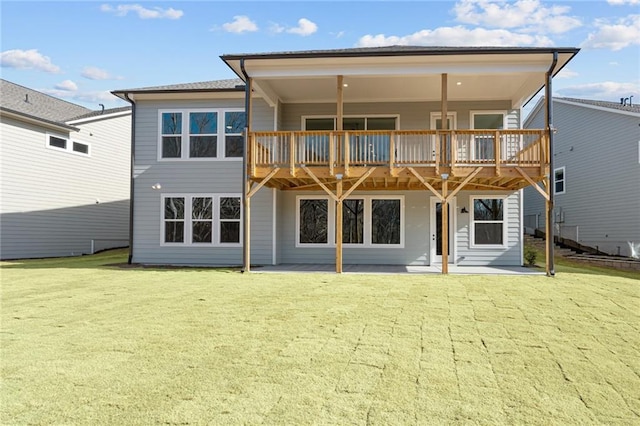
[524,97,640,257]
[0,79,131,259]
[113,46,579,273]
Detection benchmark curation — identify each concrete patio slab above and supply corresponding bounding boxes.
[253,264,544,275]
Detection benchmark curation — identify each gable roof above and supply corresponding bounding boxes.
[556,97,640,114]
[68,106,132,122]
[0,79,91,124]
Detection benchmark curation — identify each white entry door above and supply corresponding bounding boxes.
[430,197,456,264]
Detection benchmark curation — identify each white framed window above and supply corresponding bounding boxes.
[470,196,507,248]
[429,112,457,130]
[470,111,507,161]
[158,109,245,161]
[296,195,404,248]
[554,167,566,195]
[161,194,242,246]
[46,134,90,156]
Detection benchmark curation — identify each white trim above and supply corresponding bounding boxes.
[295,194,405,249]
[66,109,131,125]
[45,133,91,157]
[157,108,245,162]
[160,193,242,247]
[469,195,508,249]
[554,166,566,195]
[429,112,458,130]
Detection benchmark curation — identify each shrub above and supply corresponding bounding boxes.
[524,246,537,266]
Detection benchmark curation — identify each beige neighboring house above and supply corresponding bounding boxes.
[0,79,131,259]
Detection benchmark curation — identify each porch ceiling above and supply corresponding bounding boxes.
[226,49,576,108]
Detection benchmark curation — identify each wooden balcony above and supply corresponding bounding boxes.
[248,129,549,192]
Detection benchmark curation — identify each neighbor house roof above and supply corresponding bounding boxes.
[68,106,132,122]
[0,79,91,124]
[556,97,640,114]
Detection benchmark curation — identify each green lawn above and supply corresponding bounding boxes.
[1,250,639,425]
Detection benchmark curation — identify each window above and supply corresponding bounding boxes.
[371,199,401,245]
[49,136,67,149]
[72,142,89,154]
[162,194,241,245]
[46,134,90,156]
[471,197,506,247]
[159,109,245,160]
[554,167,565,195]
[343,199,364,244]
[471,112,506,161]
[298,198,329,244]
[297,196,403,247]
[225,111,246,157]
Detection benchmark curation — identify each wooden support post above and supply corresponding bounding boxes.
[336,179,343,274]
[243,179,251,272]
[441,73,448,169]
[337,76,344,131]
[544,176,552,276]
[442,176,449,274]
[389,131,395,175]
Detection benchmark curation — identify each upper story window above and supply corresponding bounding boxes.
[46,134,90,156]
[159,109,245,161]
[554,167,566,195]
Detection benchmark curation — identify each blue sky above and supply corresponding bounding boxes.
[2,0,638,110]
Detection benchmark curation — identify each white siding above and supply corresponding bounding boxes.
[0,114,131,259]
[524,100,640,256]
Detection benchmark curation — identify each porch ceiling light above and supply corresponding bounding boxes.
[456,81,462,86]
[343,83,348,87]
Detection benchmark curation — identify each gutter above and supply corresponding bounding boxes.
[546,51,558,276]
[240,59,251,272]
[123,93,136,264]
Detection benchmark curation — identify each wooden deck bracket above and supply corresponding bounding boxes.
[248,168,280,199]
[516,167,549,201]
[302,166,339,202]
[446,167,483,203]
[340,167,376,201]
[408,167,444,201]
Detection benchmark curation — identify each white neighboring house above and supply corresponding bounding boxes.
[524,97,640,257]
[0,79,131,259]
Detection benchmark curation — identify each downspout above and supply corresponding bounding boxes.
[545,51,558,276]
[240,59,252,272]
[123,93,136,264]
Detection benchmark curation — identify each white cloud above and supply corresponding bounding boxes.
[556,67,578,79]
[222,15,258,33]
[0,49,61,73]
[100,4,183,20]
[453,0,582,34]
[357,26,553,47]
[332,31,346,39]
[286,18,318,36]
[582,15,640,51]
[81,66,122,80]
[557,81,640,100]
[607,0,640,5]
[55,80,78,91]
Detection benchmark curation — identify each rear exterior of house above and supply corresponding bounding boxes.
[0,79,131,260]
[114,46,578,272]
[524,97,640,257]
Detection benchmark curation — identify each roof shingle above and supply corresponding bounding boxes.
[557,97,640,114]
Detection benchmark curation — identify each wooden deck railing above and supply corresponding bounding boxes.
[249,129,547,174]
